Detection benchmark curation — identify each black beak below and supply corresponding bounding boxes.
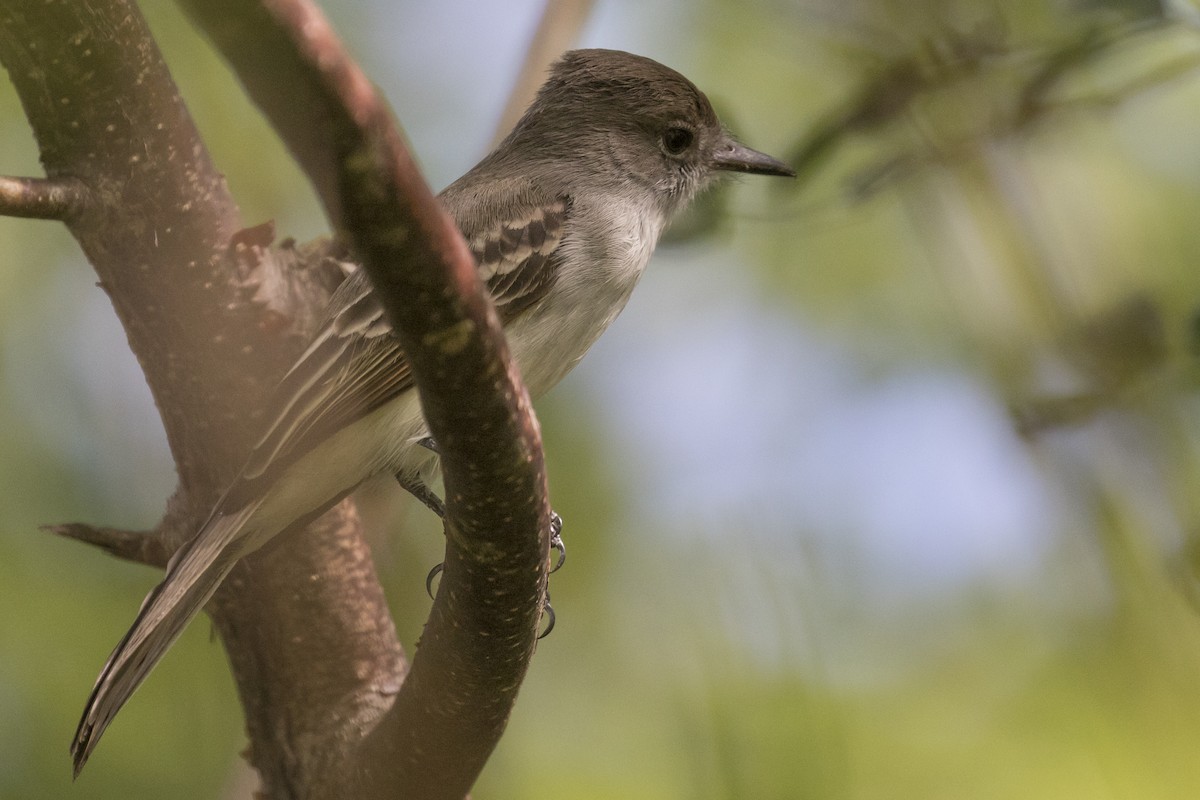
[711,138,795,178]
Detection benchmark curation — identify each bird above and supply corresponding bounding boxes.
[70,47,794,773]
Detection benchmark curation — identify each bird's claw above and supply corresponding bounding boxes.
[426,560,555,638]
[424,512,563,635]
[541,510,562,637]
[538,595,556,639]
[549,511,566,573]
[425,562,443,599]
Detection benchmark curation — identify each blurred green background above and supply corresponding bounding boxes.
[6,0,1200,797]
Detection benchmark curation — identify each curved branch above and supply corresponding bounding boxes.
[179,0,552,797]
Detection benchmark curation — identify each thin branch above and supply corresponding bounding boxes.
[179,0,551,797]
[0,175,90,220]
[42,523,171,568]
[491,0,596,147]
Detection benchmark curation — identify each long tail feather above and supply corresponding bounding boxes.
[70,503,258,776]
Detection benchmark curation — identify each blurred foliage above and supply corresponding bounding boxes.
[6,0,1200,798]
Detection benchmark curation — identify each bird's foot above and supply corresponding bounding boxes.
[401,452,564,637]
[549,511,565,573]
[423,566,556,639]
[423,512,564,593]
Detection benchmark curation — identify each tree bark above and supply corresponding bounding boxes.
[0,1,550,797]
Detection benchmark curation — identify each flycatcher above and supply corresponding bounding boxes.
[71,47,794,772]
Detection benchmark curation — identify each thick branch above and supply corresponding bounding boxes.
[0,175,90,219]
[0,0,243,486]
[179,1,551,797]
[0,2,406,797]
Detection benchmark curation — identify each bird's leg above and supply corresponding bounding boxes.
[399,437,563,637]
[393,469,452,597]
[395,471,446,518]
[409,436,566,571]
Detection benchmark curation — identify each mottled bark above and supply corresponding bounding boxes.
[0,0,551,797]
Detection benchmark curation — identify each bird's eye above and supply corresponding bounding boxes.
[661,126,694,155]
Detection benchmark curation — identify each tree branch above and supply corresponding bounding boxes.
[0,175,90,219]
[0,2,407,797]
[177,2,553,796]
[42,523,171,568]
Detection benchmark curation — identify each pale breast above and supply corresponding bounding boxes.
[504,195,665,398]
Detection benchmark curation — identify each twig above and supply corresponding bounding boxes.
[42,523,171,568]
[0,175,90,220]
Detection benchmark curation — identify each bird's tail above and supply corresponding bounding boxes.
[70,502,260,776]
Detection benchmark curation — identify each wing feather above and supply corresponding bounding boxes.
[218,192,571,511]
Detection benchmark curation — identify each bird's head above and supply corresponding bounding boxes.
[508,48,794,215]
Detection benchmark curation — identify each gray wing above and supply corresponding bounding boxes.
[467,196,570,320]
[218,194,571,511]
